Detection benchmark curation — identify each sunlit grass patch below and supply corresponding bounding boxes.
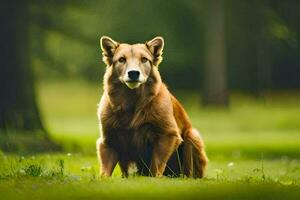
[0,153,300,200]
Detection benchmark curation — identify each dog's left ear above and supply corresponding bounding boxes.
[146,36,164,66]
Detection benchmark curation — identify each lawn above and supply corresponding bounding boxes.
[1,80,300,199]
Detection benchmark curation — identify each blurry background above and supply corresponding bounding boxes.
[29,0,300,92]
[0,0,300,157]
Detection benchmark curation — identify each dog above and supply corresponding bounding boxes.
[96,36,208,178]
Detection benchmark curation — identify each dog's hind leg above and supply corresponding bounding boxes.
[164,144,184,177]
[150,135,183,177]
[182,128,208,178]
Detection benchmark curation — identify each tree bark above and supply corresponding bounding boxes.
[0,0,44,133]
[203,0,229,106]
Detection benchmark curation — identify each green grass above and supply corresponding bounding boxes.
[1,80,300,199]
[1,153,300,199]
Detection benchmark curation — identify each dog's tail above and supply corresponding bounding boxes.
[182,128,208,178]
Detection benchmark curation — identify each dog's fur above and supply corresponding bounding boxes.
[96,36,208,178]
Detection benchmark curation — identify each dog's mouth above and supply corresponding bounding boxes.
[125,81,142,89]
[119,76,145,89]
[126,80,140,83]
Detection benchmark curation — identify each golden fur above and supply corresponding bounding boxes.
[97,36,208,178]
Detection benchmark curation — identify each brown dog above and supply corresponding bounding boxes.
[96,36,208,178]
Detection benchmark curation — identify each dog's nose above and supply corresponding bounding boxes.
[128,70,140,81]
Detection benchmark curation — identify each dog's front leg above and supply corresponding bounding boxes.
[150,134,182,177]
[97,138,118,177]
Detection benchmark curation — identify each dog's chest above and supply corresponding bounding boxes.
[104,110,157,152]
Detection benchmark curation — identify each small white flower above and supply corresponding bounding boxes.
[228,162,234,167]
[67,153,72,157]
[214,169,223,174]
[81,163,92,171]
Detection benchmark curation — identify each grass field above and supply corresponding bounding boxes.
[1,80,300,199]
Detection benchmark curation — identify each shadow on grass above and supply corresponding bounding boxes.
[0,131,61,153]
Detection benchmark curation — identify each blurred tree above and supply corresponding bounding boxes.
[203,0,228,106]
[26,0,300,93]
[0,0,56,151]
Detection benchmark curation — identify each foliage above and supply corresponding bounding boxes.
[30,0,300,90]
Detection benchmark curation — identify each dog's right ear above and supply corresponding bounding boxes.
[100,36,119,66]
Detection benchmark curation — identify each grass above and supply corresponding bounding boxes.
[1,153,300,199]
[1,80,300,199]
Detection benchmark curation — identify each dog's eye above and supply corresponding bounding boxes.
[141,57,148,63]
[118,57,126,63]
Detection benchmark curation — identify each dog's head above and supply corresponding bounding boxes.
[100,36,164,89]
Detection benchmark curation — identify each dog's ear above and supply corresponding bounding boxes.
[100,36,119,66]
[146,36,164,66]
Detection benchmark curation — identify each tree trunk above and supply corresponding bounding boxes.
[0,0,44,133]
[0,1,59,152]
[202,0,229,106]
